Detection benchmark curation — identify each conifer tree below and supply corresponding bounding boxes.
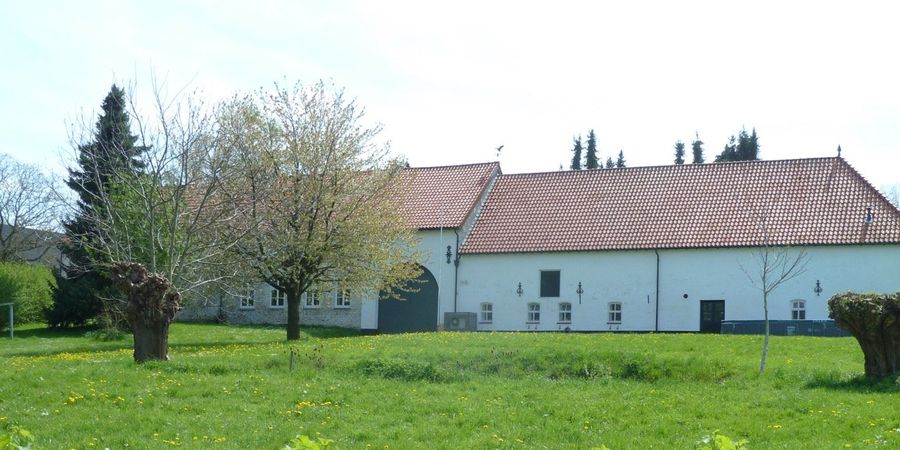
[674,141,686,165]
[585,129,599,169]
[715,128,759,162]
[48,85,148,327]
[691,133,705,164]
[616,150,626,168]
[570,135,583,170]
[605,156,615,169]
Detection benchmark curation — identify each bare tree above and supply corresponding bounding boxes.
[216,81,422,340]
[0,154,62,263]
[741,215,809,373]
[881,184,900,208]
[69,79,246,361]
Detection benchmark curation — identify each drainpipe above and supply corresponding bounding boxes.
[453,229,461,313]
[654,249,660,332]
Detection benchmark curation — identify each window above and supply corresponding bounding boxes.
[270,287,286,308]
[608,302,622,323]
[239,288,255,309]
[558,302,572,323]
[304,288,320,308]
[527,303,541,323]
[480,303,493,323]
[791,299,806,320]
[540,270,560,297]
[335,290,351,309]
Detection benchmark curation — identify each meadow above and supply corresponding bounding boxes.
[1,323,897,449]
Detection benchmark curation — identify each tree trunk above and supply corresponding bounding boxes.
[286,286,301,340]
[110,262,181,363]
[828,293,900,377]
[759,292,769,373]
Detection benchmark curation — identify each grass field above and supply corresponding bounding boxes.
[1,323,898,449]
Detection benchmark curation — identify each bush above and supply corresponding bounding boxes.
[0,262,55,327]
[45,269,110,327]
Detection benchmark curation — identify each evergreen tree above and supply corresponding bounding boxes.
[674,141,686,165]
[691,133,705,164]
[605,156,615,169]
[616,150,626,168]
[47,85,147,327]
[570,135,583,170]
[715,128,759,162]
[585,129,599,169]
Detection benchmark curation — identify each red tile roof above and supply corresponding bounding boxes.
[399,162,500,229]
[460,157,900,254]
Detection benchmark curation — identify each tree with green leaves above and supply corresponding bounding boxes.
[673,141,685,165]
[691,133,705,164]
[570,135,583,170]
[216,81,422,341]
[605,156,615,169]
[585,130,599,169]
[616,150,626,168]
[48,85,148,327]
[715,128,759,162]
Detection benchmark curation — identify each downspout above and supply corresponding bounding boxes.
[654,249,660,332]
[453,229,461,313]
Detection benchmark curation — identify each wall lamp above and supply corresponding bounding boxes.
[576,282,584,304]
[516,282,524,297]
[814,280,822,297]
[445,245,452,264]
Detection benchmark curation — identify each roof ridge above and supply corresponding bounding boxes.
[498,156,842,179]
[405,161,499,171]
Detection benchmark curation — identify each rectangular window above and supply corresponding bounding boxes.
[335,290,351,309]
[608,302,622,323]
[791,300,806,320]
[527,303,541,323]
[270,287,286,308]
[558,302,572,323]
[540,270,560,297]
[480,303,493,323]
[304,289,320,308]
[239,288,255,309]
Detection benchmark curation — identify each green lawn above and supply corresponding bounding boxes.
[1,323,897,449]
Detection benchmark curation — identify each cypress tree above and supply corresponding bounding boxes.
[585,129,599,169]
[616,150,626,168]
[674,141,686,165]
[47,85,147,327]
[570,135,583,170]
[691,133,705,164]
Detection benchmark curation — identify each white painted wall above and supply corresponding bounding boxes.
[457,245,900,332]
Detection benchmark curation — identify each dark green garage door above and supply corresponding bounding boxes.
[378,265,438,333]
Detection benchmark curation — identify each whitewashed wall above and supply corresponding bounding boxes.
[457,245,900,332]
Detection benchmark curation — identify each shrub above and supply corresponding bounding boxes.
[828,292,900,377]
[0,262,55,327]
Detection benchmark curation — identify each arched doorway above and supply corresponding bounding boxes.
[378,265,438,333]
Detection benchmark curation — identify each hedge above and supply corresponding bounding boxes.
[0,262,55,327]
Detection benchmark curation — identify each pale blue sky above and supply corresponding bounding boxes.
[2,1,899,188]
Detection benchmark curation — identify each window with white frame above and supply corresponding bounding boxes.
[335,289,351,309]
[558,302,572,323]
[304,288,320,308]
[480,302,493,323]
[527,303,541,323]
[791,299,806,320]
[239,287,255,309]
[608,302,622,323]
[270,287,286,308]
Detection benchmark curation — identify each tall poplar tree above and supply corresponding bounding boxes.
[691,133,705,164]
[585,129,599,169]
[674,141,686,165]
[48,85,147,327]
[570,136,583,170]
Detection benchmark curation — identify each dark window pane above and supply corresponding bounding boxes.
[540,270,560,297]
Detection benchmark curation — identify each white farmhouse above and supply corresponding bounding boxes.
[180,156,900,335]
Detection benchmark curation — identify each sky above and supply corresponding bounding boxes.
[2,1,899,189]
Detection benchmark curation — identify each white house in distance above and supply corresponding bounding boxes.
[181,156,900,334]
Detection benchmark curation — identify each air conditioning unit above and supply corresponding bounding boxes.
[444,312,477,331]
